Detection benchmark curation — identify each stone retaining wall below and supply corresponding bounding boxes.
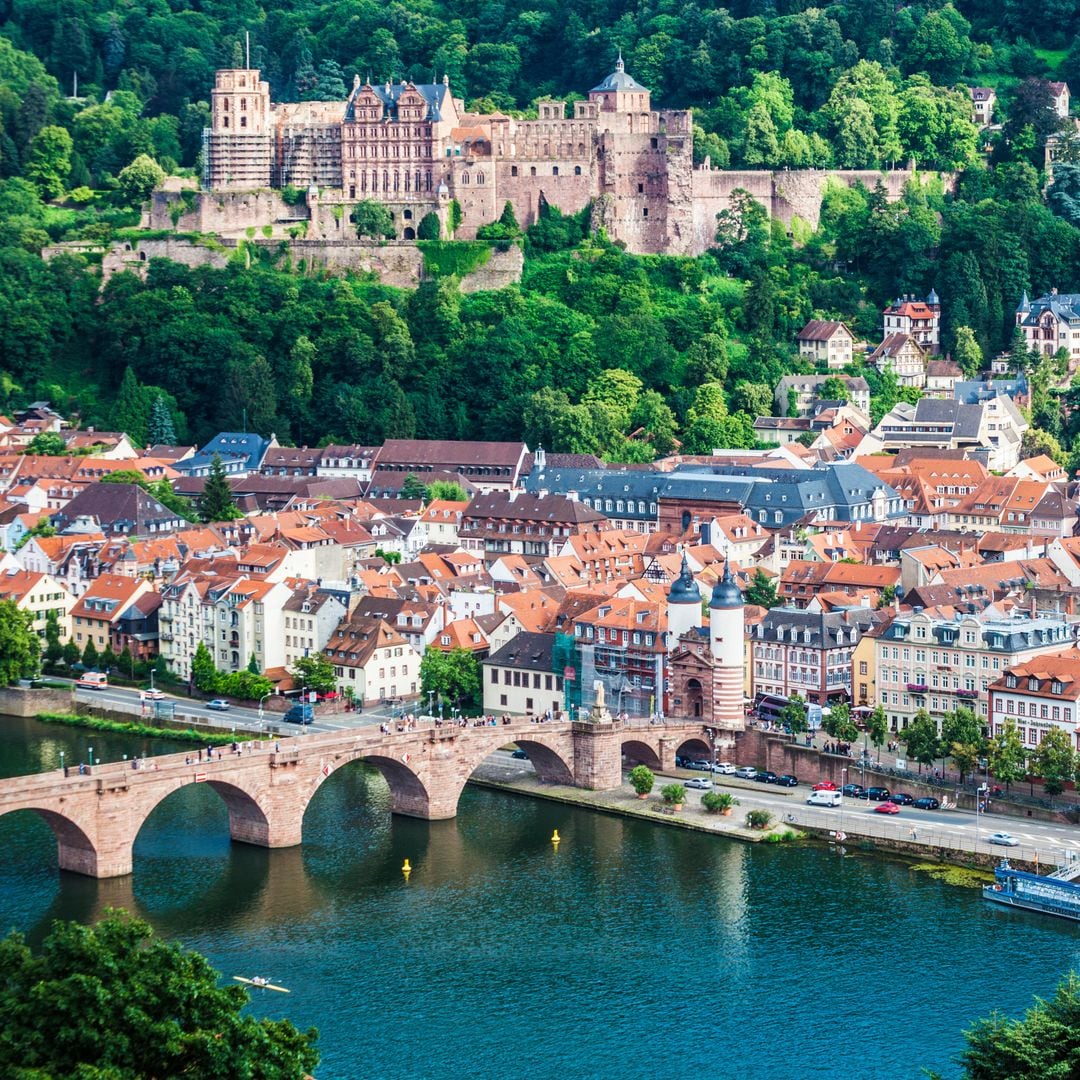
[0,687,73,717]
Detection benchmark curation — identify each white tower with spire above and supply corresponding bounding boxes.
[665,552,701,647]
[708,560,745,731]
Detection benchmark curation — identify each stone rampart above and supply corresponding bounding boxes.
[0,687,72,717]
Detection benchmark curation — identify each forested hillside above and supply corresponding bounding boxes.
[3,0,1080,462]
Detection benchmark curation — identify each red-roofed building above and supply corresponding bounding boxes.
[988,651,1080,751]
[882,292,940,351]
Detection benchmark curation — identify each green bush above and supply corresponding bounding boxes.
[417,212,441,240]
[629,764,655,795]
[702,791,738,813]
[745,809,773,830]
[661,782,687,805]
[36,712,256,746]
[416,240,492,278]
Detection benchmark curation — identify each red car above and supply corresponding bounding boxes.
[873,801,901,815]
[812,781,837,791]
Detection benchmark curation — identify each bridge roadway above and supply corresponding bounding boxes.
[0,715,713,878]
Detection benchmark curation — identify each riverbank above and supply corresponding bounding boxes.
[469,760,1051,873]
[35,711,258,747]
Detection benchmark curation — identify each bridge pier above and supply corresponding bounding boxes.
[571,722,624,790]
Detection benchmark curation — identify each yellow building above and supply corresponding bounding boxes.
[0,569,74,642]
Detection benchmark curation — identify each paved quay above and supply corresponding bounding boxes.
[472,755,1080,872]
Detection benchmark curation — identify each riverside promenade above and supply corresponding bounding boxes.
[473,755,1080,872]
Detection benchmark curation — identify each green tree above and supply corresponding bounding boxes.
[81,639,99,668]
[192,641,218,693]
[953,325,983,377]
[823,701,858,743]
[399,473,427,500]
[629,764,655,795]
[23,432,68,456]
[200,453,241,522]
[744,570,781,609]
[867,704,888,753]
[43,608,63,667]
[420,647,481,710]
[941,707,984,782]
[0,911,319,1078]
[147,395,177,445]
[247,653,261,675]
[1032,727,1075,795]
[111,365,150,444]
[291,653,337,696]
[781,693,808,735]
[448,199,463,236]
[988,719,1026,792]
[352,200,394,239]
[425,480,468,501]
[116,154,166,205]
[902,708,940,772]
[417,212,441,240]
[25,125,72,200]
[0,600,38,684]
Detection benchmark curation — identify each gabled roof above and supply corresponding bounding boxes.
[796,319,851,342]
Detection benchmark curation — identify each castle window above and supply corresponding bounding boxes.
[477,172,485,184]
[651,137,658,148]
[403,208,412,219]
[638,183,644,193]
[552,166,559,176]
[223,99,229,111]
[575,166,582,175]
[240,98,247,111]
[223,116,229,127]
[461,172,470,185]
[530,166,537,176]
[240,116,247,127]
[511,166,518,176]
[642,207,648,218]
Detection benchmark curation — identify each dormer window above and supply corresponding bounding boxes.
[1028,677,1039,692]
[1005,674,1017,688]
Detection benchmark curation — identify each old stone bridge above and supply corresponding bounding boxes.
[0,717,714,878]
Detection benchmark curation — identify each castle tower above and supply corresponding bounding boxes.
[708,560,745,732]
[206,68,272,189]
[666,552,701,648]
[588,52,651,114]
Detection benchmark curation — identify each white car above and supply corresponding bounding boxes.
[711,762,737,775]
[987,832,1020,847]
[684,777,713,790]
[142,689,165,701]
[734,766,758,779]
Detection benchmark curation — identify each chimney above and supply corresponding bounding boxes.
[567,490,578,502]
[507,489,519,503]
[893,593,900,613]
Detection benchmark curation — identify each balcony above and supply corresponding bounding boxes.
[160,632,174,642]
[957,688,978,699]
[906,683,929,692]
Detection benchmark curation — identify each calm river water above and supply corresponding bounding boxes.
[0,716,1076,1079]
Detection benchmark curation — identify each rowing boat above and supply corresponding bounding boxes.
[233,976,290,993]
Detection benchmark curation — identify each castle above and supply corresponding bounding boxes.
[198,58,926,256]
[204,56,694,254]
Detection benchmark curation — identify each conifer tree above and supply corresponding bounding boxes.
[146,396,176,446]
[112,366,150,446]
[82,639,99,668]
[200,454,241,522]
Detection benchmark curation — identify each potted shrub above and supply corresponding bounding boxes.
[629,764,655,799]
[745,809,773,830]
[661,783,686,810]
[702,791,738,816]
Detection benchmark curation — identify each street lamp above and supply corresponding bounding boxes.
[59,751,64,774]
[258,692,270,726]
[149,668,155,691]
[88,746,94,767]
[428,690,434,717]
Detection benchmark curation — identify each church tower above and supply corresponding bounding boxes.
[666,552,701,647]
[708,560,745,732]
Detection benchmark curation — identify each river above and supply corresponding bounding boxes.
[0,716,1076,1079]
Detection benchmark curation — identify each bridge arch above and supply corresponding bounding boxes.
[675,736,712,762]
[621,739,662,770]
[505,739,574,785]
[0,805,100,876]
[358,754,435,818]
[131,776,272,850]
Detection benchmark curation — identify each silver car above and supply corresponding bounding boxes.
[987,832,1020,847]
[734,766,758,779]
[684,777,713,790]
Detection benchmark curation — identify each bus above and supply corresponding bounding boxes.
[76,671,108,690]
[753,692,824,731]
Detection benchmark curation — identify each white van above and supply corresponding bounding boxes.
[807,790,843,807]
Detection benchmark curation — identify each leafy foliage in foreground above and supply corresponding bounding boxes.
[0,911,319,1079]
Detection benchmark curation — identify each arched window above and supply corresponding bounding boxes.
[404,172,411,191]
[476,172,485,184]
[223,99,229,111]
[552,166,559,176]
[530,166,537,176]
[461,172,470,184]
[574,165,582,175]
[383,171,389,192]
[393,171,399,189]
[240,98,247,111]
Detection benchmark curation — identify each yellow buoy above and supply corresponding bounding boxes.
[402,858,412,878]
[551,830,560,844]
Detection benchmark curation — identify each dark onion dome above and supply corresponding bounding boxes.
[589,53,648,94]
[667,553,701,605]
[709,560,743,609]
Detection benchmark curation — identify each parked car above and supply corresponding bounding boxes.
[734,766,758,779]
[873,801,901,815]
[712,762,737,775]
[690,760,713,771]
[912,797,940,810]
[511,749,528,760]
[685,777,713,790]
[807,789,843,807]
[987,832,1020,847]
[865,787,891,801]
[675,756,691,768]
[890,792,915,805]
[284,704,313,725]
[774,774,799,787]
[206,699,230,711]
[812,781,837,791]
[754,770,778,784]
[841,784,865,798]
